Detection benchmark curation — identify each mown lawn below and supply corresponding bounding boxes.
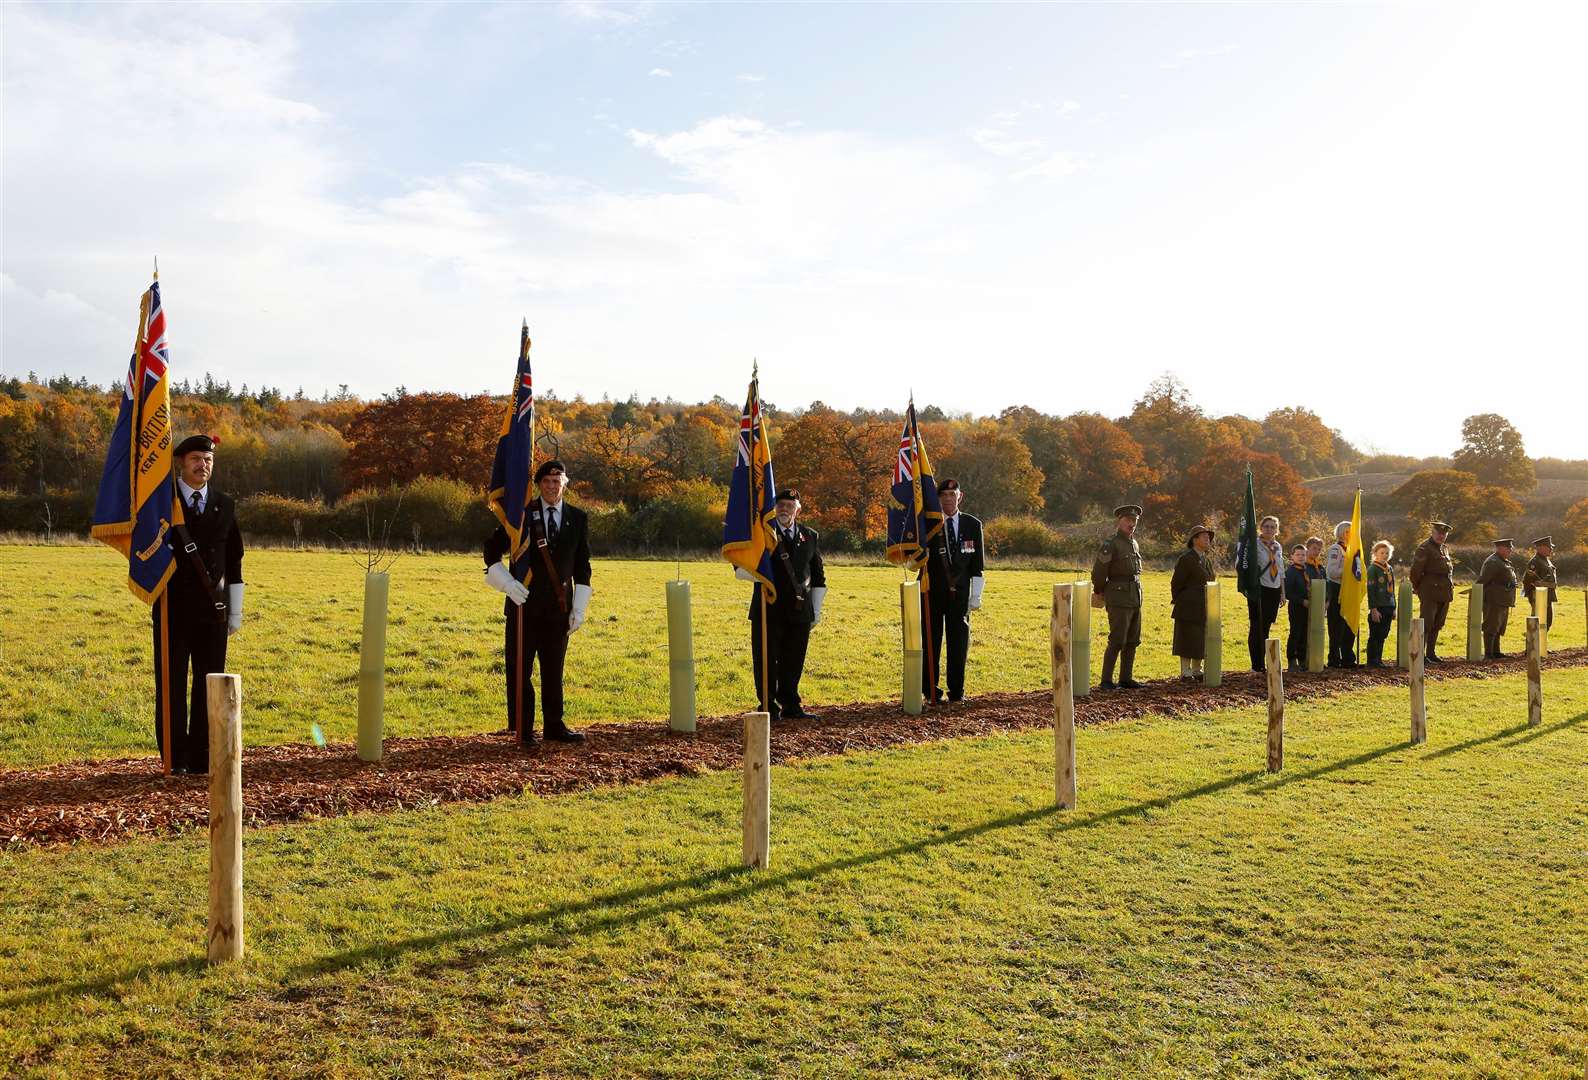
[1,544,1583,769]
[1,670,1584,1077]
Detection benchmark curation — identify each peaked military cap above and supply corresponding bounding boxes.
[1185,524,1215,546]
[1531,536,1552,547]
[1429,521,1452,532]
[174,434,218,456]
[534,459,567,481]
[775,488,801,503]
[1113,504,1143,518]
[1492,538,1514,547]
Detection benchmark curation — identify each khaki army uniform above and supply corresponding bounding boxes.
[1092,528,1144,686]
[1476,550,1517,658]
[1408,533,1455,660]
[1522,553,1558,629]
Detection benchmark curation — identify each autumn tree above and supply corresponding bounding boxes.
[1255,406,1350,478]
[1065,412,1154,518]
[774,405,895,536]
[1451,414,1536,493]
[1145,447,1312,544]
[0,396,42,492]
[341,392,501,488]
[1390,469,1523,538]
[999,406,1077,520]
[936,420,1044,520]
[1561,497,1588,550]
[1125,373,1216,487]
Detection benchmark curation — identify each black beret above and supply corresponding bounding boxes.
[775,488,800,503]
[174,434,217,456]
[534,459,567,482]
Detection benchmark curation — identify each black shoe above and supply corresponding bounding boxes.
[516,736,540,750]
[1118,678,1143,689]
[1287,663,1301,673]
[1366,661,1385,669]
[946,694,963,704]
[1098,679,1117,690]
[1426,654,1444,664]
[543,727,585,744]
[783,707,817,720]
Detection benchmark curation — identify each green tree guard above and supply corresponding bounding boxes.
[1071,581,1092,698]
[1466,583,1484,661]
[901,580,923,716]
[1396,579,1413,670]
[1204,580,1222,687]
[357,571,389,762]
[1307,578,1326,672]
[665,580,696,733]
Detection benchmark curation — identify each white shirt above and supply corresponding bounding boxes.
[539,500,562,534]
[1255,534,1284,589]
[176,477,209,516]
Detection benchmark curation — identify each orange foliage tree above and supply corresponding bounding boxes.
[1145,446,1312,543]
[342,392,501,488]
[774,405,896,536]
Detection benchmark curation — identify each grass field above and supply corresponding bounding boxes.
[1,669,1583,1077]
[3,545,1583,770]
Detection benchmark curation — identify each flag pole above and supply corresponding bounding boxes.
[921,566,936,707]
[754,369,772,715]
[516,318,531,743]
[131,280,170,775]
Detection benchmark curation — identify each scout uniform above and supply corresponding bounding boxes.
[1522,537,1558,630]
[1365,556,1397,668]
[1476,540,1518,658]
[1091,504,1144,689]
[1283,556,1311,670]
[1408,523,1456,661]
[1169,526,1215,677]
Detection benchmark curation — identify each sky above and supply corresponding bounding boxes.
[3,1,1585,457]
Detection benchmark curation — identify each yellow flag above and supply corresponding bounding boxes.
[1338,489,1367,639]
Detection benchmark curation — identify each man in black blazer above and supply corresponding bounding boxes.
[746,488,827,721]
[484,460,593,745]
[157,433,245,774]
[921,478,985,703]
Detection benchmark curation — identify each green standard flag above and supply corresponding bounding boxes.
[1233,467,1263,608]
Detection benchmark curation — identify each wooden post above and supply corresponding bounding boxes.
[357,571,388,762]
[1307,577,1326,673]
[206,673,244,964]
[742,712,770,868]
[1203,581,1222,687]
[665,580,696,733]
[1409,618,1426,745]
[1532,588,1549,658]
[1465,583,1484,662]
[1052,584,1075,809]
[1526,616,1542,728]
[1265,637,1283,772]
[901,580,924,716]
[1071,581,1092,699]
[1396,578,1413,670]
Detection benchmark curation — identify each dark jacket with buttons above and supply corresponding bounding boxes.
[484,500,592,619]
[748,524,825,625]
[160,488,243,626]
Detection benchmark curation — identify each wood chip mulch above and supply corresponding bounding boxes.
[4,647,1583,849]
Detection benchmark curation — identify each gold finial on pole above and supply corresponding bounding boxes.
[152,256,159,281]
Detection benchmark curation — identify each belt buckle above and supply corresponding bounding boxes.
[536,538,548,549]
[182,542,198,554]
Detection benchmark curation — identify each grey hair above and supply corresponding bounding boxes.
[1335,521,1352,539]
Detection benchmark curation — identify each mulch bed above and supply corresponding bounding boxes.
[5,647,1584,848]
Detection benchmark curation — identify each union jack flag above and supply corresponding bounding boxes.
[886,400,943,570]
[487,321,536,559]
[721,368,778,599]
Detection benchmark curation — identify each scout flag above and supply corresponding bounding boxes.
[1338,488,1367,638]
[1233,467,1263,610]
[486,320,536,559]
[720,366,778,601]
[885,400,944,571]
[91,274,181,604]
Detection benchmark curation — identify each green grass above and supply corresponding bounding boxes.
[2,670,1584,1077]
[3,544,1584,769]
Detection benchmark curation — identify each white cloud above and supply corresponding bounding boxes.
[736,73,765,83]
[1012,151,1087,182]
[648,67,672,77]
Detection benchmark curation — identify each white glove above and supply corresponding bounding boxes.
[968,576,984,611]
[734,567,754,582]
[569,583,592,632]
[809,586,827,625]
[486,563,529,605]
[226,583,245,635]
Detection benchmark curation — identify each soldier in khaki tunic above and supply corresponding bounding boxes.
[1408,521,1456,662]
[1522,536,1558,630]
[1476,538,1518,659]
[1091,504,1144,690]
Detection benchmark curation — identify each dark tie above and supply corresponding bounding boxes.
[546,507,558,542]
[190,490,203,516]
[948,518,958,552]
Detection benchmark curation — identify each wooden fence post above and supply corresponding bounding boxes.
[742,712,771,868]
[1052,584,1075,810]
[1396,579,1413,670]
[1465,583,1484,662]
[665,580,697,733]
[1203,581,1222,687]
[1265,637,1283,773]
[1071,581,1091,699]
[1527,617,1542,728]
[901,580,923,716]
[1409,618,1426,745]
[206,673,244,964]
[1308,577,1327,673]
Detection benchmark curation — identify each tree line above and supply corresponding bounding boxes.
[2,371,1584,557]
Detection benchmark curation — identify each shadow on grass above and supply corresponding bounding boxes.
[9,707,1584,1009]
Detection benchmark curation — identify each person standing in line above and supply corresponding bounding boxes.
[1408,521,1456,662]
[1522,536,1558,631]
[1170,525,1216,681]
[1325,521,1358,668]
[1247,515,1286,672]
[920,478,984,704]
[1283,544,1311,672]
[745,488,827,721]
[1365,540,1397,668]
[1091,505,1145,690]
[1477,538,1519,659]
